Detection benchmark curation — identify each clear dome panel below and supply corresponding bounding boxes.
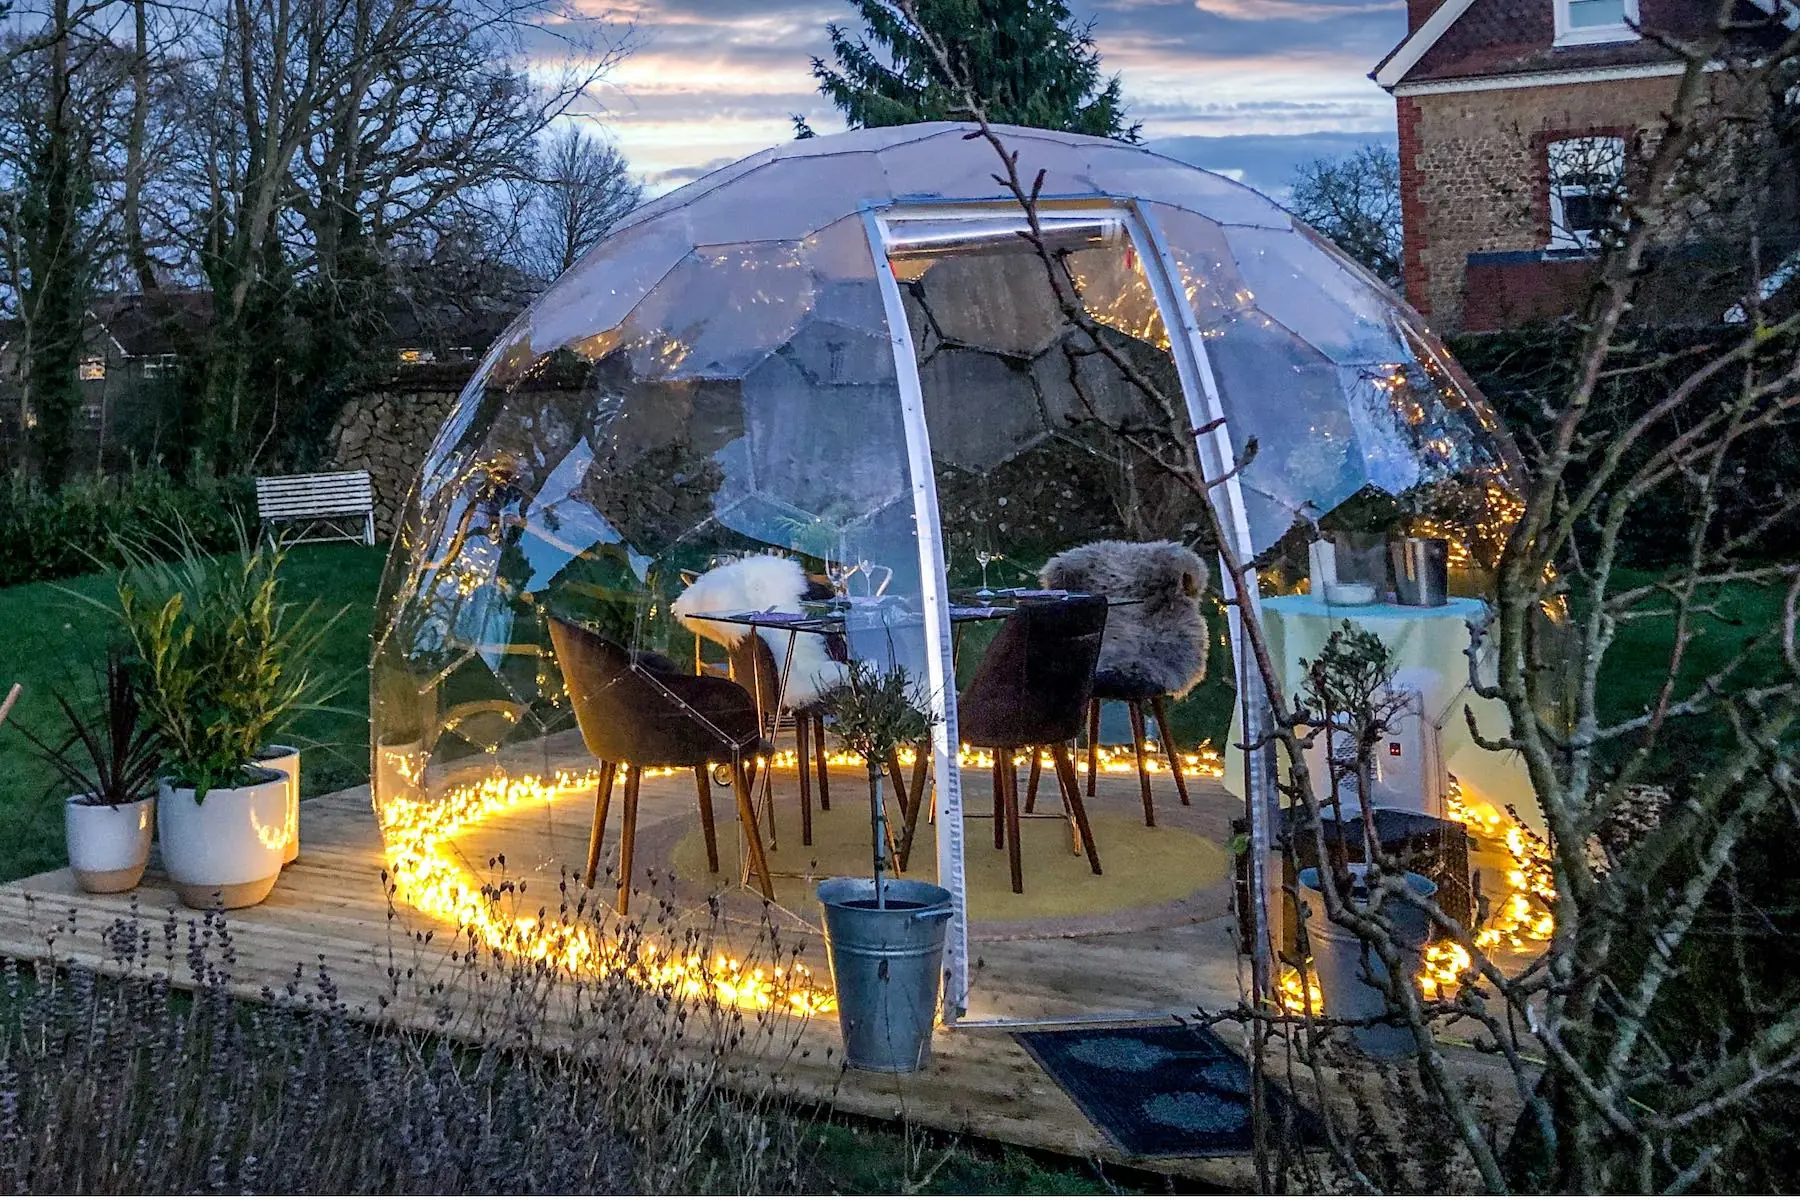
[1224,225,1408,364]
[374,211,930,937]
[1145,201,1523,580]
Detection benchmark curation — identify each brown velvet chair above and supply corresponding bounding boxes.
[956,596,1107,894]
[548,616,774,913]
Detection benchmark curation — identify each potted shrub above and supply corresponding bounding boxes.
[816,659,953,1073]
[12,652,162,893]
[103,527,342,909]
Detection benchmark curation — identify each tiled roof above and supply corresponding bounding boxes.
[1378,0,1787,88]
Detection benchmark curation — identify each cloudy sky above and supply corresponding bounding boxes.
[570,0,1407,200]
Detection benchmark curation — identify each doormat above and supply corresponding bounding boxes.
[1015,1023,1321,1158]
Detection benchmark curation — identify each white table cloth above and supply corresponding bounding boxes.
[1222,593,1541,833]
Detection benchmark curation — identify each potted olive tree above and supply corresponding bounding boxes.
[104,528,342,909]
[13,652,162,893]
[816,659,953,1073]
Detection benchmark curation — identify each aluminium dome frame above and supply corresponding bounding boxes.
[862,195,1276,1024]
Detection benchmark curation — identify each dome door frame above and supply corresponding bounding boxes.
[862,198,1275,1025]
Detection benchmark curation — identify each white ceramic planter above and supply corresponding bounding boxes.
[65,795,155,893]
[255,745,301,863]
[157,770,288,909]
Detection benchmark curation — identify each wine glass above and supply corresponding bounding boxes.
[826,559,856,599]
[975,549,999,599]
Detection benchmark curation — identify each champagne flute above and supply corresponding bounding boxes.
[975,549,997,599]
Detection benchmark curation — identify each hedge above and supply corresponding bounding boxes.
[0,467,256,588]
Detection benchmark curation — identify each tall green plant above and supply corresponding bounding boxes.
[92,525,346,799]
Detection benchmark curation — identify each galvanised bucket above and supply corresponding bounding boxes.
[1296,865,1438,1059]
[817,877,954,1073]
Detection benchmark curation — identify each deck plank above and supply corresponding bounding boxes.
[0,766,1266,1186]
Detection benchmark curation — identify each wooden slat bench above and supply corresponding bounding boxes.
[255,470,375,546]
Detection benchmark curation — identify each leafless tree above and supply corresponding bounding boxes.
[898,0,1800,1189]
[519,123,641,282]
[160,0,627,468]
[1289,144,1403,290]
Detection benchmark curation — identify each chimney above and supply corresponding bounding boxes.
[1406,0,1443,32]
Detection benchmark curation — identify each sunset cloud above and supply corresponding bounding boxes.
[563,0,1405,196]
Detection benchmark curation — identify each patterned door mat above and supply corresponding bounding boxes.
[1015,1023,1321,1158]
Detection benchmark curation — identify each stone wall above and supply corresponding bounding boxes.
[1400,74,1683,330]
[328,384,462,537]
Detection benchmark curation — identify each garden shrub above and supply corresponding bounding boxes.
[1450,323,1800,568]
[0,467,255,587]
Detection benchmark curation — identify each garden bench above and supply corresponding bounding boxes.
[254,470,375,546]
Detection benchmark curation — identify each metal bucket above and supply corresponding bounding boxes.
[1296,865,1437,1058]
[817,877,954,1073]
[1389,536,1449,607]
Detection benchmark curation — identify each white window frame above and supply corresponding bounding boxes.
[1547,135,1626,250]
[1554,0,1641,46]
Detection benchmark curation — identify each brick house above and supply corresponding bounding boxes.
[1373,0,1794,332]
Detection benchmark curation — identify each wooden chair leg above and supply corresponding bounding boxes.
[896,742,929,873]
[1151,695,1191,807]
[1128,700,1156,827]
[762,746,779,850]
[796,714,814,847]
[730,758,775,902]
[1086,699,1100,796]
[1025,753,1042,813]
[584,761,617,889]
[693,765,720,874]
[1053,744,1103,877]
[813,714,831,811]
[881,749,910,863]
[616,766,642,914]
[1001,749,1024,895]
[992,758,1006,849]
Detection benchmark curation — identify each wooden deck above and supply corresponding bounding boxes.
[0,758,1272,1185]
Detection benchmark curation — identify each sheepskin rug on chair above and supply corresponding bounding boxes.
[671,554,847,707]
[1040,540,1210,697]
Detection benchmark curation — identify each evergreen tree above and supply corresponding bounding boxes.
[811,0,1138,141]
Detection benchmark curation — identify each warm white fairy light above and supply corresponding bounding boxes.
[378,741,1227,1015]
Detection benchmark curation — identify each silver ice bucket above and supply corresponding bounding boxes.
[1389,537,1448,607]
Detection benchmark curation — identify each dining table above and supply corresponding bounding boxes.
[689,588,1135,882]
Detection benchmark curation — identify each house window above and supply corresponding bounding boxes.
[141,353,178,378]
[397,347,436,365]
[78,357,106,381]
[1554,0,1640,46]
[1547,136,1626,250]
[81,399,104,427]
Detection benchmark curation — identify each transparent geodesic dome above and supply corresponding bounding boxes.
[368,123,1525,944]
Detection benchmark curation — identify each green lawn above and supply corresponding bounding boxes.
[0,543,387,882]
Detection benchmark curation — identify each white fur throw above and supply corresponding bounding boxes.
[1040,540,1210,698]
[671,555,847,707]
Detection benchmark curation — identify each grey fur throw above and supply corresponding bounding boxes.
[1040,540,1210,698]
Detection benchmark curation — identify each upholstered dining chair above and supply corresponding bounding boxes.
[1040,540,1210,827]
[957,595,1108,894]
[548,616,775,914]
[673,554,847,836]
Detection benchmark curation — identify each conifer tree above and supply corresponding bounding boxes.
[810,0,1138,141]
